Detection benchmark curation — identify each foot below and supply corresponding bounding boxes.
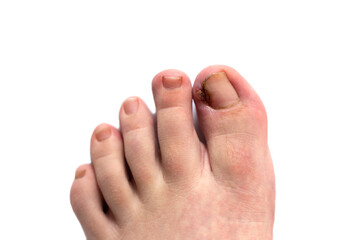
[70,65,275,240]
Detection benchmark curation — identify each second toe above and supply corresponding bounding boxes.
[152,70,203,184]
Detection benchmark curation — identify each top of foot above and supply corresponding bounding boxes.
[70,65,275,240]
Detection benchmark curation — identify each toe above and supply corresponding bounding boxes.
[70,164,117,239]
[91,124,138,221]
[120,97,162,196]
[193,65,272,183]
[152,70,203,182]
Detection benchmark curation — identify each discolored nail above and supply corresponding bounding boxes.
[197,71,240,109]
[75,169,86,179]
[162,76,182,89]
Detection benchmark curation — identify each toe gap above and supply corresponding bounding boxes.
[125,159,138,190]
[103,200,109,214]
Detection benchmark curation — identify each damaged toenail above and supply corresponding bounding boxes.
[95,125,112,141]
[197,71,240,109]
[124,97,139,115]
[162,75,182,89]
[75,169,86,179]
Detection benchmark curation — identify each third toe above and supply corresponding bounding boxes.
[120,97,162,196]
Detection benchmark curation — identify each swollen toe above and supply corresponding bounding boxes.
[193,65,272,184]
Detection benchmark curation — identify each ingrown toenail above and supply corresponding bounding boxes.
[162,75,182,89]
[124,97,139,115]
[197,71,240,109]
[95,125,112,141]
[75,169,86,179]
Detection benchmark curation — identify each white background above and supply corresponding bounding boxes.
[1,0,359,239]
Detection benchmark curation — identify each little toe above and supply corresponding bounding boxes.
[70,164,117,239]
[120,97,162,196]
[152,70,203,182]
[193,65,273,184]
[90,124,138,221]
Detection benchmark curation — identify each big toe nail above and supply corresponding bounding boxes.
[198,72,240,109]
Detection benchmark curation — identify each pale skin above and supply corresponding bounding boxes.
[70,65,275,240]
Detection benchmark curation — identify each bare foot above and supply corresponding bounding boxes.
[70,65,275,240]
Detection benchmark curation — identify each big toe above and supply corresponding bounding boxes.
[193,65,273,185]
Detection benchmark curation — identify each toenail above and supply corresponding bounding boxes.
[162,75,182,89]
[75,169,86,179]
[123,97,139,115]
[197,71,240,109]
[95,125,112,141]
